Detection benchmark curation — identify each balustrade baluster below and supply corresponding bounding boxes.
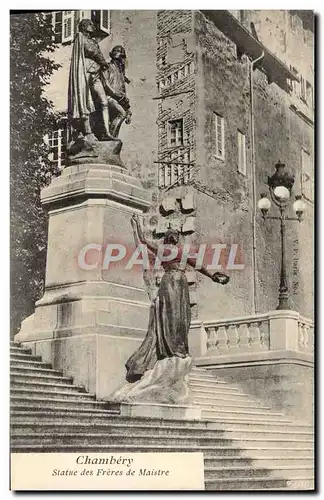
[249,322,262,351]
[227,324,240,352]
[216,326,229,353]
[303,324,309,349]
[206,327,218,353]
[237,323,251,350]
[259,321,270,349]
[298,322,305,350]
[308,325,314,351]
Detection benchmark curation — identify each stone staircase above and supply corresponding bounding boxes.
[10,342,314,490]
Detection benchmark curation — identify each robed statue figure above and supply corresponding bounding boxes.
[67,19,131,163]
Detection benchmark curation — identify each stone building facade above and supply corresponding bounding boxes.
[45,10,314,322]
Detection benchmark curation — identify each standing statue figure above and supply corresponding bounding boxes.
[67,19,131,165]
[110,215,230,404]
[101,45,132,139]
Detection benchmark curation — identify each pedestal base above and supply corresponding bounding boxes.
[118,402,202,420]
[15,163,152,399]
[110,356,193,404]
[22,333,145,399]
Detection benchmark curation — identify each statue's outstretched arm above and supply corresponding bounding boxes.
[131,214,158,255]
[186,256,230,285]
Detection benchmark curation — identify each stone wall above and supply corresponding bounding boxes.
[193,10,314,320]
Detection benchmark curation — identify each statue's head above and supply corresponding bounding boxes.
[163,229,179,246]
[109,45,126,62]
[78,19,96,36]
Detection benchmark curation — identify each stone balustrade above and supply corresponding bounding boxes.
[298,315,314,353]
[189,310,314,359]
[204,314,270,355]
[188,309,314,423]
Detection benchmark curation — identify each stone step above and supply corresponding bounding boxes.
[10,397,111,410]
[205,476,314,490]
[10,411,297,428]
[10,380,86,394]
[10,366,64,377]
[9,414,224,430]
[10,372,73,384]
[11,423,312,441]
[10,388,96,400]
[189,375,231,385]
[201,408,286,421]
[10,347,32,355]
[10,353,41,361]
[204,456,314,468]
[200,414,293,424]
[10,419,313,436]
[192,397,271,409]
[205,465,314,479]
[191,368,223,378]
[10,359,53,369]
[10,443,314,458]
[204,419,313,432]
[189,385,251,397]
[10,432,314,449]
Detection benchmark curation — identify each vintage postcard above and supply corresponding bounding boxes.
[10,9,314,491]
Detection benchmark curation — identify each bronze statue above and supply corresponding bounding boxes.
[67,19,131,164]
[125,215,230,384]
[109,215,230,403]
[102,46,132,139]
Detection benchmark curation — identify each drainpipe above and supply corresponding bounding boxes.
[249,50,265,314]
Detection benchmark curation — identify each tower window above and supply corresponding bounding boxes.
[168,119,184,148]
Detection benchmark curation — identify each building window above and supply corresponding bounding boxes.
[168,119,184,148]
[49,11,75,44]
[158,149,193,188]
[237,131,246,175]
[44,129,67,170]
[214,112,225,160]
[91,10,111,35]
[301,149,313,202]
[49,10,110,44]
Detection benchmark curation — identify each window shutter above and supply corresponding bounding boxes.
[52,11,63,44]
[100,10,110,34]
[62,11,74,43]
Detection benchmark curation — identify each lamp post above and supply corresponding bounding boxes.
[258,161,306,310]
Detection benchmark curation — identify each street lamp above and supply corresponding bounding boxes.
[258,161,306,310]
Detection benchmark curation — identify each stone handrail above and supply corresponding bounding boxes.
[189,310,314,358]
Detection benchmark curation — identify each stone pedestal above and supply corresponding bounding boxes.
[118,403,202,420]
[15,163,152,398]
